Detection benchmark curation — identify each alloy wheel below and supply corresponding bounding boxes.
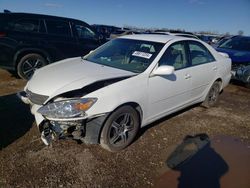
[208,84,219,104]
[109,113,135,147]
[21,58,44,79]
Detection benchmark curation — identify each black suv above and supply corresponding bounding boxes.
[0,12,101,79]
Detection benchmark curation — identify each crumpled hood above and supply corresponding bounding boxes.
[26,57,136,98]
[216,48,250,63]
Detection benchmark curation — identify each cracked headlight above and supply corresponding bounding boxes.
[37,98,97,119]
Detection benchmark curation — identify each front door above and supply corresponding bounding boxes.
[147,42,192,122]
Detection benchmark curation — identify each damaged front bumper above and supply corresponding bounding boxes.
[17,91,108,146]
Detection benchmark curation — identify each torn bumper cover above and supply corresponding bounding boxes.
[17,91,108,145]
[231,64,250,84]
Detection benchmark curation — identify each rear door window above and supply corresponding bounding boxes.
[188,41,215,66]
[45,20,72,37]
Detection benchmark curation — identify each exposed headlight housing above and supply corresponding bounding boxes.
[37,98,97,119]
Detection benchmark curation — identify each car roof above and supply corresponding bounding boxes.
[120,34,195,43]
[143,32,199,39]
[0,12,86,24]
[173,33,200,39]
[233,35,250,39]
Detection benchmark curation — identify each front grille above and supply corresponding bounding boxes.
[26,89,49,105]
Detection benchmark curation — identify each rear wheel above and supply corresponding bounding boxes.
[17,53,47,80]
[100,106,140,152]
[202,81,221,108]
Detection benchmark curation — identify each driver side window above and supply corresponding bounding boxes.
[159,42,188,70]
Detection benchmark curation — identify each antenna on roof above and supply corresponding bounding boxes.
[4,9,11,13]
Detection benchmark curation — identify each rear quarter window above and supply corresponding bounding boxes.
[9,18,39,33]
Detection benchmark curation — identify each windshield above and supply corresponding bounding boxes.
[219,37,250,51]
[84,38,164,73]
[112,30,126,34]
[216,38,229,46]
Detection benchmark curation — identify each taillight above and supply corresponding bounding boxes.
[0,32,6,37]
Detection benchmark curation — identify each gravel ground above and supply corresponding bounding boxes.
[0,69,249,187]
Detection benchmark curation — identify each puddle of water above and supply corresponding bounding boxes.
[154,135,250,188]
[214,135,250,188]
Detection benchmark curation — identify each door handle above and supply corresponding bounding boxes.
[213,66,218,71]
[184,74,191,79]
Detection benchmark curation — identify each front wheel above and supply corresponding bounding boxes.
[100,106,140,152]
[202,81,221,108]
[17,53,47,80]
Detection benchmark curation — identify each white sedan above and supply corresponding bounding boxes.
[19,35,231,151]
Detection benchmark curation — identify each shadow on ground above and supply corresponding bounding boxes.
[0,93,34,149]
[156,134,229,188]
[173,135,228,188]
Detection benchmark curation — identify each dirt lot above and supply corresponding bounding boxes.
[0,69,250,187]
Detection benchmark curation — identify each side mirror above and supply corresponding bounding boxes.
[152,65,175,76]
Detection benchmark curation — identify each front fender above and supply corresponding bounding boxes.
[84,74,148,125]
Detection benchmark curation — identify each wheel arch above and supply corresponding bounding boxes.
[103,102,143,128]
[201,77,223,103]
[113,102,143,126]
[214,77,223,91]
[95,101,143,144]
[14,48,52,69]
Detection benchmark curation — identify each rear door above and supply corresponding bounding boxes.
[187,41,217,101]
[43,19,78,60]
[72,22,100,56]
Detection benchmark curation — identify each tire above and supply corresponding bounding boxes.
[202,81,221,108]
[17,53,47,80]
[100,106,140,152]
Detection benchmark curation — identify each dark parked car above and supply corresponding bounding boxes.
[216,36,250,88]
[198,34,219,45]
[212,36,233,48]
[0,11,101,79]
